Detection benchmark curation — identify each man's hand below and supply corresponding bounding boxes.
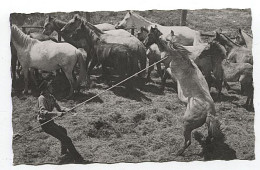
[57,112,65,117]
[62,107,71,112]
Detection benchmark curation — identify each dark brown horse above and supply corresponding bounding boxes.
[214,32,253,64]
[71,22,140,93]
[209,41,253,107]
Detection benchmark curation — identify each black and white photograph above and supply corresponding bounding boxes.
[1,0,260,169]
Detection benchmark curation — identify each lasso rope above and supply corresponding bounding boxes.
[13,56,169,141]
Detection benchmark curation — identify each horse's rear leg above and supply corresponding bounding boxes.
[224,80,231,91]
[86,58,97,88]
[23,68,29,94]
[177,125,192,156]
[63,69,75,98]
[215,79,223,100]
[29,68,39,89]
[146,60,154,83]
[156,62,163,80]
[11,56,17,82]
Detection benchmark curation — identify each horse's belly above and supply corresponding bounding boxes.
[30,60,60,71]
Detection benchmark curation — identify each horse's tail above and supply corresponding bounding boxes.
[75,48,87,88]
[206,110,224,141]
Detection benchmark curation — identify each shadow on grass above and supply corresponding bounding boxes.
[210,92,239,103]
[111,86,152,102]
[193,131,237,161]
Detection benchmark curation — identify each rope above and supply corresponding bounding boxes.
[13,56,169,141]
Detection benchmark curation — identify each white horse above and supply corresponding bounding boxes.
[116,11,203,46]
[11,25,87,98]
[94,23,115,31]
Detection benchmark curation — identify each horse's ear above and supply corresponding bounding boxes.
[48,16,53,21]
[171,30,174,36]
[154,25,158,28]
[216,28,222,33]
[215,31,220,38]
[129,10,133,15]
[74,14,80,20]
[238,28,242,34]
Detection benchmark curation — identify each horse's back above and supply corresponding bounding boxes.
[229,47,253,64]
[104,29,132,37]
[95,23,115,31]
[156,25,199,45]
[31,41,77,60]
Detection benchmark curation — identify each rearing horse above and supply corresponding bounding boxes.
[11,25,87,98]
[143,26,222,155]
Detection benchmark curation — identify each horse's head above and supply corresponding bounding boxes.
[208,40,227,61]
[43,16,56,35]
[235,28,245,46]
[61,14,82,37]
[165,30,178,43]
[115,11,134,29]
[71,22,100,49]
[143,26,162,47]
[137,26,149,42]
[214,31,228,46]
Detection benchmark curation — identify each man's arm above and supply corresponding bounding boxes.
[38,96,60,117]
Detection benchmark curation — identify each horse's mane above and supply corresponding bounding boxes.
[131,11,154,25]
[11,25,36,48]
[210,41,227,60]
[220,32,241,47]
[53,18,67,26]
[78,17,104,36]
[240,29,253,39]
[165,40,194,68]
[168,41,192,58]
[141,26,149,33]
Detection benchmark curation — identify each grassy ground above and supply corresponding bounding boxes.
[11,9,254,165]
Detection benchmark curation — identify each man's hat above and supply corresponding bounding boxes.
[39,80,52,92]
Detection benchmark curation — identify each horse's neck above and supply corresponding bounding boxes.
[12,28,36,49]
[155,39,167,53]
[54,19,67,32]
[132,14,155,29]
[242,32,253,49]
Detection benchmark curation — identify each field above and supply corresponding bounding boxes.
[11,9,254,165]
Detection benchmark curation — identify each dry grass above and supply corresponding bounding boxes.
[11,9,254,165]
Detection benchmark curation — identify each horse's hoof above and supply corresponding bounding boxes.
[145,78,154,84]
[176,149,185,156]
[22,90,29,95]
[160,86,165,92]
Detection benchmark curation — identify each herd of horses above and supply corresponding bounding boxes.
[10,11,253,156]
